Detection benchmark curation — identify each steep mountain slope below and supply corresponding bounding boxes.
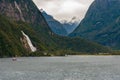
[41,10,68,36]
[0,0,56,57]
[70,0,120,49]
[0,0,53,37]
[0,0,111,57]
[0,15,25,57]
[0,0,56,49]
[0,0,46,25]
[0,14,62,57]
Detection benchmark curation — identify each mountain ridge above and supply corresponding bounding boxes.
[41,9,68,36]
[0,0,111,57]
[70,0,120,49]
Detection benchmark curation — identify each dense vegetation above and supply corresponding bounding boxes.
[0,15,26,57]
[0,15,112,57]
[0,0,114,57]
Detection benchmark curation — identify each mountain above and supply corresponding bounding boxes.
[0,15,110,57]
[0,15,47,57]
[0,0,56,57]
[70,0,120,49]
[41,10,79,35]
[61,17,79,34]
[0,0,55,46]
[0,0,111,57]
[41,9,68,36]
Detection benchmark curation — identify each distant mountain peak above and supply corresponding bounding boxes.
[61,17,80,24]
[71,16,77,20]
[60,17,80,34]
[70,16,80,23]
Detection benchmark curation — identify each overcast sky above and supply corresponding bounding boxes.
[33,0,94,22]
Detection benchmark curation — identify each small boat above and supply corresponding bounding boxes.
[12,57,17,61]
[65,54,68,57]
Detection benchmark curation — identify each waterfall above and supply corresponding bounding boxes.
[21,31,37,52]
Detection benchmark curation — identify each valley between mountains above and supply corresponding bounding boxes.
[0,0,120,57]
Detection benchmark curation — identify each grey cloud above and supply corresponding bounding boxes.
[33,0,94,21]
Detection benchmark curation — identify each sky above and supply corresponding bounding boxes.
[33,0,94,22]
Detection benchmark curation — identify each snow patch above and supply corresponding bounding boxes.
[40,8,44,13]
[21,31,37,52]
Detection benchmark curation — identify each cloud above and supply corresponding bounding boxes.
[33,0,94,22]
[59,0,85,13]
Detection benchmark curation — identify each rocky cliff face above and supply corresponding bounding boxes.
[0,0,54,57]
[0,0,51,28]
[70,0,120,49]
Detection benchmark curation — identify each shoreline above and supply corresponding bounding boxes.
[0,55,120,58]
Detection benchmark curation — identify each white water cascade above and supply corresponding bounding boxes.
[14,1,25,21]
[21,31,37,52]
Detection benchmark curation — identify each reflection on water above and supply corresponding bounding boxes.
[0,56,120,80]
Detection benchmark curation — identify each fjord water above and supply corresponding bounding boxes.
[0,56,120,80]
